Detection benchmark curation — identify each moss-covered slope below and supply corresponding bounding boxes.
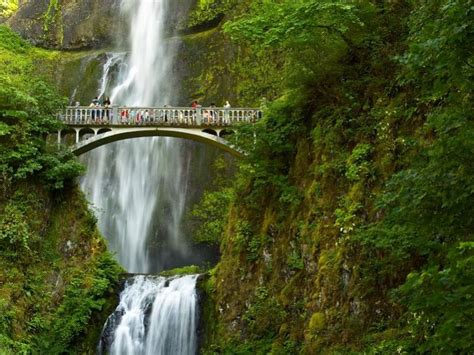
[0,184,122,353]
[0,24,122,354]
[193,0,474,353]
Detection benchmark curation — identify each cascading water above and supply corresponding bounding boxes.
[80,0,200,274]
[97,53,126,100]
[111,0,176,106]
[99,275,198,355]
[79,1,214,353]
[81,137,199,273]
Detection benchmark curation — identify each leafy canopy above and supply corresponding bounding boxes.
[0,25,84,191]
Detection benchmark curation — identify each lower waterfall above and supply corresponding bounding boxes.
[83,136,220,354]
[99,275,198,355]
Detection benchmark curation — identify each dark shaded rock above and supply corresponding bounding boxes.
[178,12,225,36]
[195,273,209,353]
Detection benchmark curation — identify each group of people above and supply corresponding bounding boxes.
[119,108,166,124]
[75,97,235,125]
[191,100,232,124]
[76,96,112,123]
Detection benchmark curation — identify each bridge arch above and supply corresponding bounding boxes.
[202,128,218,136]
[71,127,243,157]
[79,128,95,142]
[97,128,112,135]
[60,128,76,145]
[219,129,234,138]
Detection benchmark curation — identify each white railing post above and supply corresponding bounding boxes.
[196,108,202,125]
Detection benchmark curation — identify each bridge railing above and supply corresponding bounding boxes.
[58,106,262,126]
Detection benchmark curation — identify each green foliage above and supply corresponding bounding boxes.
[0,200,31,253]
[246,233,270,262]
[36,253,122,353]
[231,219,254,252]
[0,190,44,258]
[191,158,235,245]
[230,96,305,209]
[187,0,231,28]
[350,1,474,352]
[287,249,304,271]
[225,0,363,46]
[0,25,83,191]
[205,337,274,355]
[345,143,373,182]
[243,286,286,337]
[396,242,474,353]
[0,0,18,18]
[399,0,473,99]
[192,187,233,245]
[0,184,122,354]
[224,0,366,87]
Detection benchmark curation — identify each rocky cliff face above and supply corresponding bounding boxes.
[7,0,196,50]
[6,0,231,106]
[7,0,123,49]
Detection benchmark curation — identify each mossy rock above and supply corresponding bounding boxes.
[308,312,325,332]
[159,265,201,277]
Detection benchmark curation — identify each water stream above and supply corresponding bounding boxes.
[99,275,198,355]
[79,1,209,353]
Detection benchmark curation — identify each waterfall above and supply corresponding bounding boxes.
[99,275,198,355]
[97,53,126,100]
[78,0,211,353]
[81,138,193,273]
[80,0,190,273]
[111,0,176,106]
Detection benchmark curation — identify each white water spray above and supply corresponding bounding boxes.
[79,1,202,353]
[80,0,188,273]
[111,0,176,106]
[97,53,126,100]
[100,275,198,355]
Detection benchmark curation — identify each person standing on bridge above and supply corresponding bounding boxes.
[121,108,129,124]
[224,100,231,124]
[135,110,143,125]
[90,97,100,123]
[103,96,111,123]
[162,104,169,123]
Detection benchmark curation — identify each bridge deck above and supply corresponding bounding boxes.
[59,106,262,127]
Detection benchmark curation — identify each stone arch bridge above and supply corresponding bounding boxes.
[57,106,262,157]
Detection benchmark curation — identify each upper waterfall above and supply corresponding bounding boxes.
[111,0,176,106]
[79,0,221,273]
